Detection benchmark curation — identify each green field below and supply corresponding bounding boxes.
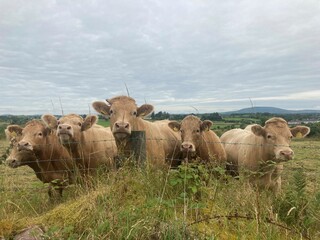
[0,137,319,239]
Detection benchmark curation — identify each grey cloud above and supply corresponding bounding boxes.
[0,0,319,114]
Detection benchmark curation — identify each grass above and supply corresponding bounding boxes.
[0,138,319,239]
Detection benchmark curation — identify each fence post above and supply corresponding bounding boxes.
[130,131,146,166]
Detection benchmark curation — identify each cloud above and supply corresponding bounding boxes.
[0,0,319,114]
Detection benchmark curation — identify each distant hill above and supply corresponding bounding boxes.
[222,107,320,115]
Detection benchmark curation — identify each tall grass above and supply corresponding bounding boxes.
[0,139,319,239]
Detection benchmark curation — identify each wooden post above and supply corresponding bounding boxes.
[130,131,146,166]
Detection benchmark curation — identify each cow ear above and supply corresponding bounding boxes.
[81,115,98,131]
[290,126,310,138]
[92,101,111,116]
[168,121,181,132]
[137,104,154,117]
[6,125,22,139]
[201,120,213,132]
[41,114,58,129]
[7,125,23,137]
[251,125,266,137]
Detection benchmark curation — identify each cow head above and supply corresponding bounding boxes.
[5,139,37,168]
[5,125,36,168]
[6,121,50,160]
[250,117,310,162]
[92,96,154,141]
[42,114,97,145]
[168,115,212,156]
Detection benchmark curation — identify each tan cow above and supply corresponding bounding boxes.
[6,120,74,197]
[41,114,117,173]
[5,125,44,181]
[168,115,226,167]
[220,117,310,193]
[92,96,181,167]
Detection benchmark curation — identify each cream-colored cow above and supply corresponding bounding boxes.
[42,114,117,173]
[168,115,226,166]
[220,117,310,193]
[92,96,181,167]
[6,120,74,197]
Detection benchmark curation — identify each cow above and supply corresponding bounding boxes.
[5,125,44,181]
[168,115,227,167]
[92,96,181,167]
[220,117,310,193]
[5,120,75,197]
[41,114,117,174]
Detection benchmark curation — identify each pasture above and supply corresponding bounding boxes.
[0,133,319,239]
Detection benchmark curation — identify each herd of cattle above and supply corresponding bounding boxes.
[3,95,310,197]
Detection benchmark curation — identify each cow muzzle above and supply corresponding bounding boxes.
[5,158,20,168]
[276,149,294,162]
[17,141,33,152]
[180,142,196,153]
[57,124,73,143]
[113,121,131,140]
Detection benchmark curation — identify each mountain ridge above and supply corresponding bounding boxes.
[221,106,320,115]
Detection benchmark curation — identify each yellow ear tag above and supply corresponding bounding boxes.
[173,127,179,132]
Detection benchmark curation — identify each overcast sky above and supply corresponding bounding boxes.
[1,0,320,115]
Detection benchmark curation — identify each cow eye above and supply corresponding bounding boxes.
[57,121,60,125]
[196,129,200,133]
[109,109,114,114]
[78,122,82,127]
[38,132,43,137]
[267,134,272,139]
[133,111,137,116]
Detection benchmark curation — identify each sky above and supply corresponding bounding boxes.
[1,0,320,115]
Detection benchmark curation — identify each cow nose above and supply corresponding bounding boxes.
[58,124,72,130]
[17,141,32,151]
[115,122,129,130]
[7,159,16,165]
[181,142,194,151]
[280,150,294,158]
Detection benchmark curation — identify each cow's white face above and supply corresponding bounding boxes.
[92,96,154,142]
[251,118,310,162]
[169,115,212,157]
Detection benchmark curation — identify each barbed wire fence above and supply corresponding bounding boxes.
[0,136,319,193]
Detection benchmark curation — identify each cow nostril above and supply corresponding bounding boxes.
[124,124,129,129]
[67,126,71,130]
[280,150,293,156]
[189,145,193,149]
[115,123,120,128]
[24,142,29,146]
[59,126,62,129]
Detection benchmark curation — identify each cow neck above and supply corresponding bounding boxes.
[254,135,274,162]
[36,133,63,171]
[27,161,44,181]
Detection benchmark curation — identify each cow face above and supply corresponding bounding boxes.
[42,114,97,145]
[92,96,153,141]
[251,118,310,162]
[169,115,212,155]
[5,126,36,168]
[8,121,50,156]
[6,139,37,168]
